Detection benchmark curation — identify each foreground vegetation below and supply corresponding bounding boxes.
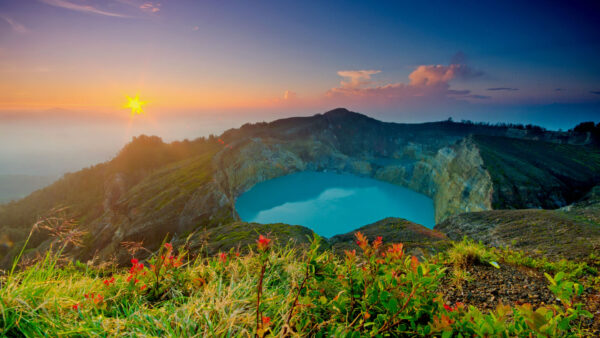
[1,230,597,337]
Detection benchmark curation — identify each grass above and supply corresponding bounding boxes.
[0,234,596,337]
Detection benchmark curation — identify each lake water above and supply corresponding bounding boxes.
[235,171,435,237]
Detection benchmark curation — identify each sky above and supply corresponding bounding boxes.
[0,0,599,129]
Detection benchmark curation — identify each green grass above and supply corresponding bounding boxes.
[0,236,595,337]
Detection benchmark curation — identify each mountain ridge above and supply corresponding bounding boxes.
[1,109,599,267]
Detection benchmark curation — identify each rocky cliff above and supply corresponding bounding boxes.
[1,108,598,266]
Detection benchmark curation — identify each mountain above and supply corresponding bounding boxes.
[1,108,599,267]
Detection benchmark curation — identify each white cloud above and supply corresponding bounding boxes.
[337,70,381,89]
[0,14,28,33]
[39,0,129,18]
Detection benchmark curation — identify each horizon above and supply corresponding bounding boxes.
[0,1,599,123]
[1,0,600,177]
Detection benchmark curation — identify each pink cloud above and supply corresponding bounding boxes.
[40,0,128,18]
[326,63,484,108]
[139,2,160,13]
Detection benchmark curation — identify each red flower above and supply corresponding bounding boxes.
[444,304,453,311]
[261,316,271,325]
[219,252,227,263]
[257,235,271,251]
[140,284,147,291]
[131,258,138,265]
[103,276,115,286]
[93,294,104,305]
[164,243,172,250]
[72,303,80,310]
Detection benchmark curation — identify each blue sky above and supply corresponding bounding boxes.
[0,0,599,128]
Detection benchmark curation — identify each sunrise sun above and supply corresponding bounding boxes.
[125,95,147,115]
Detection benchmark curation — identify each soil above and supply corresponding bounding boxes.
[438,262,600,334]
[438,262,558,310]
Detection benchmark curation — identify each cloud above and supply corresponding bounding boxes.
[590,91,600,95]
[326,62,485,107]
[487,87,519,91]
[465,94,491,99]
[139,2,160,13]
[192,26,199,31]
[283,90,297,100]
[337,70,381,89]
[409,64,483,86]
[39,0,129,18]
[0,14,28,33]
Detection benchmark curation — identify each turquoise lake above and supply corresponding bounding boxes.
[235,171,435,237]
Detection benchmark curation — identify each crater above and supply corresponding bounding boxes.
[235,171,435,237]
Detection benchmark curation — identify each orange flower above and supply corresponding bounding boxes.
[344,249,356,261]
[257,235,271,251]
[387,243,404,260]
[411,255,419,273]
[355,232,368,250]
[373,236,383,249]
[261,316,271,326]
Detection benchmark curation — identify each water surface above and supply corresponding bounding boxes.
[236,171,434,237]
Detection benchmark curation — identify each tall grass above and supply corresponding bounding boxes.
[0,236,593,337]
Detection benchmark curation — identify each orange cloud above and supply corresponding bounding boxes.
[283,90,297,100]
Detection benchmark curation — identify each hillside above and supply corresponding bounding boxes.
[1,109,599,268]
[435,186,600,259]
[1,233,598,336]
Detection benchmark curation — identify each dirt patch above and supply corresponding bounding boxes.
[438,262,557,311]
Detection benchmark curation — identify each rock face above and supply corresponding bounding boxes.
[209,118,496,225]
[1,108,599,266]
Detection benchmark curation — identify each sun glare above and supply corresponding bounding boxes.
[125,95,147,115]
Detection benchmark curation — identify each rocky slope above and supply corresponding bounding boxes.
[1,109,598,266]
[434,188,600,260]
